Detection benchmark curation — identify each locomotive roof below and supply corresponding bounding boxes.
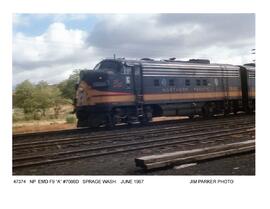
[243,64,255,71]
[102,58,240,70]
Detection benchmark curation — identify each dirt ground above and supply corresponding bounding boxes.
[13,120,76,134]
[12,116,187,134]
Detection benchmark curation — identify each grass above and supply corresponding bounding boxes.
[66,114,77,123]
[13,104,77,134]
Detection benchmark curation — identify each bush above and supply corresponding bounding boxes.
[13,113,21,122]
[24,113,34,121]
[12,108,24,122]
[66,114,76,124]
[32,110,42,120]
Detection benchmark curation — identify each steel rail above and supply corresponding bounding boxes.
[13,120,254,152]
[13,113,252,141]
[13,115,254,148]
[13,126,254,168]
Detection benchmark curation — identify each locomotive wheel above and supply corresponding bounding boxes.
[139,107,153,125]
[223,101,231,115]
[202,107,209,118]
[77,119,88,128]
[106,114,116,128]
[139,116,149,125]
[232,100,239,115]
[202,104,214,118]
[87,114,106,128]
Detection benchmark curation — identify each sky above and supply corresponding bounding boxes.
[12,13,255,86]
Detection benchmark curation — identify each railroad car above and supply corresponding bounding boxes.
[243,63,255,111]
[75,58,255,128]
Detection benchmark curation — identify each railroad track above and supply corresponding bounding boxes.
[13,115,255,169]
[13,117,192,141]
[13,114,254,145]
[13,113,251,142]
[13,117,254,154]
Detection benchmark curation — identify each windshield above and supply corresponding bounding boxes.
[94,60,121,74]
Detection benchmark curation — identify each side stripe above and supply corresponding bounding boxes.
[143,91,242,102]
[143,74,239,78]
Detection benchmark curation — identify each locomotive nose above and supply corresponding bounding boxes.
[75,84,89,106]
[75,70,109,107]
[82,71,109,89]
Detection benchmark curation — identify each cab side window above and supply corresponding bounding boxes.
[169,79,175,86]
[203,79,208,86]
[125,76,131,88]
[121,66,132,75]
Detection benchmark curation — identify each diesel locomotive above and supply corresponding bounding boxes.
[74,58,255,128]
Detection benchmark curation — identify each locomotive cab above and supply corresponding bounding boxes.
[93,59,135,94]
[75,59,139,127]
[94,59,122,74]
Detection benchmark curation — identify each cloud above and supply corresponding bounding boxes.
[88,13,255,60]
[13,14,255,86]
[13,22,99,85]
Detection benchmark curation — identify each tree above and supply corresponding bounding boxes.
[33,81,60,116]
[13,80,35,114]
[58,70,80,102]
[13,80,68,119]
